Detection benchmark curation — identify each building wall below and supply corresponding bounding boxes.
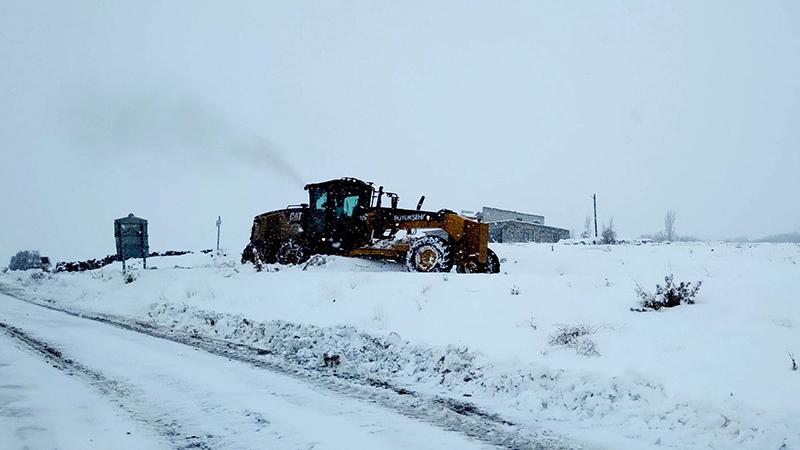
[481,207,544,225]
[488,221,570,243]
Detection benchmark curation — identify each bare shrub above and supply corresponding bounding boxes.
[548,324,599,356]
[580,216,592,239]
[30,271,49,281]
[527,313,537,330]
[601,218,617,245]
[633,275,702,311]
[371,305,384,323]
[323,353,341,368]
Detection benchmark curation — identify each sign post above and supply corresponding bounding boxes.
[114,213,149,272]
[216,216,222,253]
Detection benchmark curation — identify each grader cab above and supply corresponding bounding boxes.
[242,178,500,273]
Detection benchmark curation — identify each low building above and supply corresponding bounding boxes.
[488,220,570,243]
[477,207,569,244]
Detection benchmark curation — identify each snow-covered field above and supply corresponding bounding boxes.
[2,242,799,449]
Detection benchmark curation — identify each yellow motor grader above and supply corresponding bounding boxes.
[242,178,499,273]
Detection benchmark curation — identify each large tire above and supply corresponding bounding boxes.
[258,241,278,264]
[406,236,453,273]
[485,249,500,274]
[242,240,276,265]
[456,248,501,274]
[241,243,256,265]
[275,238,309,265]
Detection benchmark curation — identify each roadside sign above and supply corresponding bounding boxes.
[114,213,149,271]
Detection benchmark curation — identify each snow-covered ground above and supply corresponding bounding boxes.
[2,242,799,449]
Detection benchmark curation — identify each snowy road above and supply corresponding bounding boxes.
[0,294,496,450]
[0,324,166,449]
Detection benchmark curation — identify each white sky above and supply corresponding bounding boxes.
[2,1,799,263]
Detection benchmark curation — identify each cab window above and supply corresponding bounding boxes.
[342,195,359,217]
[314,191,328,210]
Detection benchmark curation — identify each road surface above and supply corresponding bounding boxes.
[0,293,495,450]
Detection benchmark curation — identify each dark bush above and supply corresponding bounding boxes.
[633,275,702,311]
[54,254,118,273]
[8,250,42,271]
[149,250,193,257]
[601,218,617,245]
[54,250,194,273]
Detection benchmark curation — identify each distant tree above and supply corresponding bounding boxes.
[9,250,41,271]
[580,216,592,239]
[757,232,800,243]
[664,210,677,242]
[601,218,617,245]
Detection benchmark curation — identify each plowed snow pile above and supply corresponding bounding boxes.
[3,242,799,449]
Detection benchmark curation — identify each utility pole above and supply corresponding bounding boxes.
[593,194,598,238]
[216,216,222,253]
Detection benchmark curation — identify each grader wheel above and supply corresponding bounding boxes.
[456,249,500,274]
[406,236,453,272]
[276,238,309,265]
[242,240,276,265]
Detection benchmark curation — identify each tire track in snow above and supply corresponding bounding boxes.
[0,284,578,450]
[0,321,215,450]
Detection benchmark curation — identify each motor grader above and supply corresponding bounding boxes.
[242,178,500,273]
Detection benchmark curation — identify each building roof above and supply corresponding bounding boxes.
[481,206,544,224]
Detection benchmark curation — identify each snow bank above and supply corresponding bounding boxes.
[142,302,793,449]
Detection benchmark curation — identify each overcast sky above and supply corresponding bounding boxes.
[2,1,799,263]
